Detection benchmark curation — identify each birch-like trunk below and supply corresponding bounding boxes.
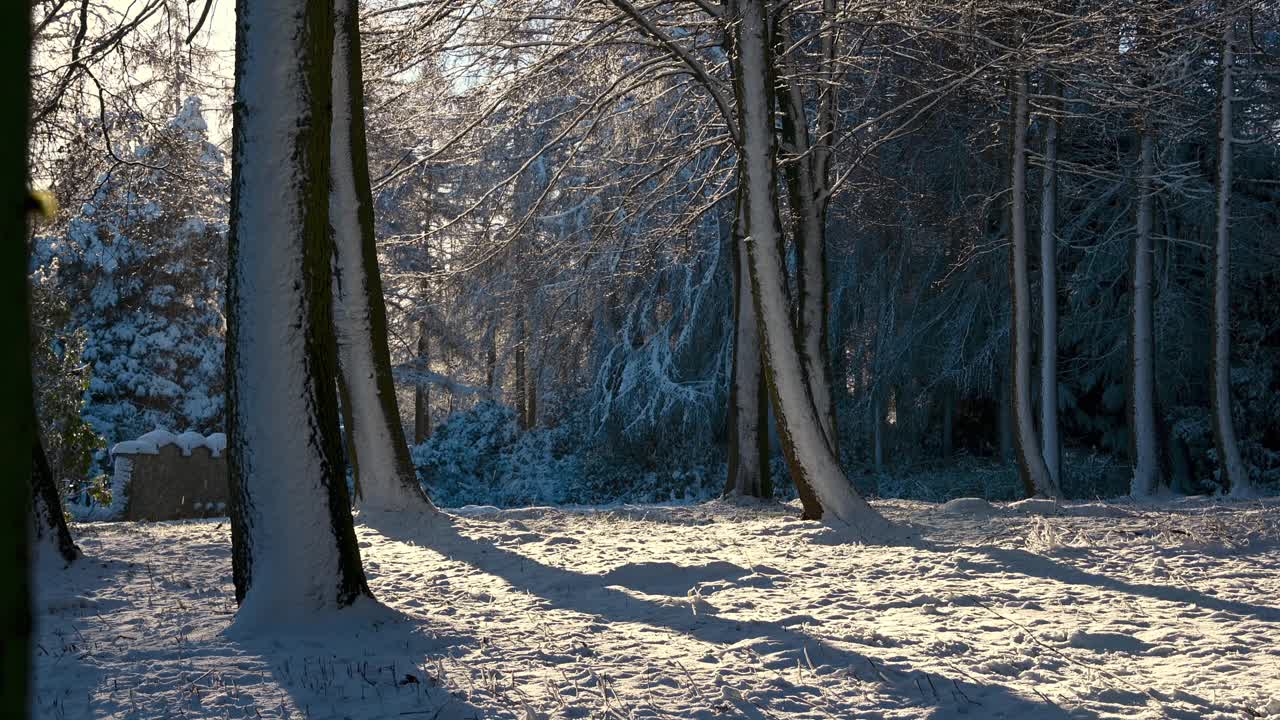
[329,0,432,512]
[730,0,889,533]
[1211,18,1249,496]
[1008,70,1059,499]
[227,0,370,620]
[1130,129,1160,496]
[725,187,771,498]
[1039,76,1062,490]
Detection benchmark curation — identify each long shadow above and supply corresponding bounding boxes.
[938,542,1280,622]
[365,512,1093,720]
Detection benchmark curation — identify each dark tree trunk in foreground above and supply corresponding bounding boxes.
[1,5,34,713]
[329,0,433,511]
[227,0,370,620]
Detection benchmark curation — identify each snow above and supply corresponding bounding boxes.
[34,497,1280,719]
[110,428,225,457]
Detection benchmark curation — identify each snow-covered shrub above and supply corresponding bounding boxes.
[411,400,725,507]
[411,401,579,506]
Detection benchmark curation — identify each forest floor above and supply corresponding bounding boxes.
[33,496,1280,720]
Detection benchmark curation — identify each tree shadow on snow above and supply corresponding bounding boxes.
[946,543,1280,623]
[364,512,1092,720]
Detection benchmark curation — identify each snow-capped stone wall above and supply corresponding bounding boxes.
[110,428,229,521]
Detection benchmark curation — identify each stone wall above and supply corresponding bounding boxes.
[112,430,229,521]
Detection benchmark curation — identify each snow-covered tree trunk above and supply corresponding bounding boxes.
[1130,129,1160,496]
[329,0,432,512]
[777,53,838,455]
[226,0,371,620]
[1211,17,1249,496]
[30,407,80,566]
[1008,70,1058,499]
[2,9,34,709]
[1039,76,1061,490]
[730,0,888,532]
[725,187,770,498]
[413,323,430,444]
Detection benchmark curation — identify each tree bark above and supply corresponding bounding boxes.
[941,388,954,459]
[1008,70,1058,499]
[725,186,771,498]
[729,0,888,532]
[413,322,431,444]
[514,308,527,430]
[1,6,34,710]
[227,0,370,621]
[1039,74,1062,490]
[776,34,838,455]
[1211,17,1249,496]
[329,0,432,511]
[1130,129,1160,496]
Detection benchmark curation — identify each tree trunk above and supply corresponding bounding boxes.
[413,322,430,444]
[776,42,838,455]
[1130,129,1160,496]
[329,0,432,512]
[941,388,954,459]
[486,325,497,393]
[1,5,34,710]
[227,0,371,621]
[729,0,889,533]
[998,374,1012,464]
[1039,75,1062,490]
[526,366,538,430]
[872,392,885,473]
[1008,70,1058,499]
[30,397,79,566]
[1211,17,1249,496]
[514,309,527,430]
[725,187,771,498]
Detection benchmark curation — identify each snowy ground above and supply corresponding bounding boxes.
[34,497,1280,719]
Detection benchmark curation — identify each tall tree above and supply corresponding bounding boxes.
[1039,74,1062,490]
[1,3,34,713]
[1130,126,1160,496]
[226,0,370,619]
[1211,15,1249,496]
[1008,69,1059,498]
[329,0,435,511]
[730,0,889,530]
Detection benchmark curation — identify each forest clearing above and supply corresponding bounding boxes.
[34,498,1280,719]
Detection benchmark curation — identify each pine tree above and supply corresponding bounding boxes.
[37,97,228,446]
